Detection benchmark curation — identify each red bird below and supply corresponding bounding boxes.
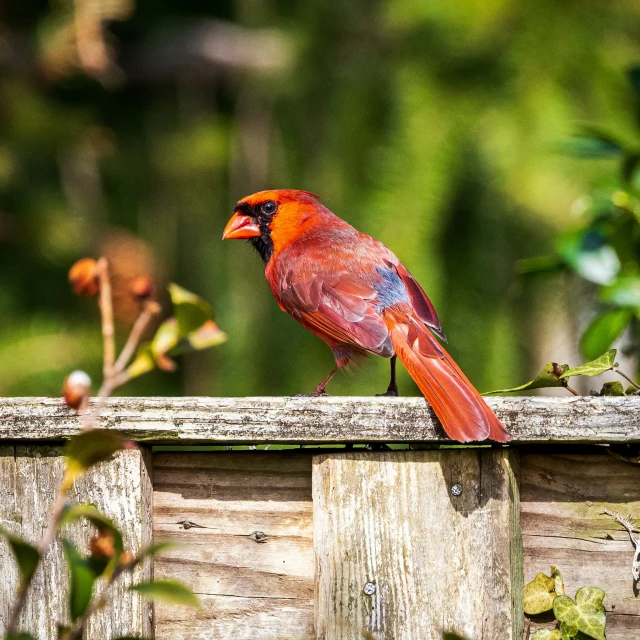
[223,189,509,443]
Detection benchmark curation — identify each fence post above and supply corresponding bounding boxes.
[312,449,522,640]
[0,445,154,639]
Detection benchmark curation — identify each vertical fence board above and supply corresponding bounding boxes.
[521,452,640,639]
[313,449,522,640]
[152,451,315,640]
[0,445,153,639]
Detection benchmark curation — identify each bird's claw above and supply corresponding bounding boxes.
[376,388,399,397]
[295,389,329,398]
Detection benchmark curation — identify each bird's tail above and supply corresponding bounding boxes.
[383,307,509,443]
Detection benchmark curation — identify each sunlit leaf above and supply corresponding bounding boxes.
[64,429,126,474]
[524,571,557,615]
[483,363,568,395]
[600,381,625,396]
[601,277,640,307]
[550,565,565,596]
[131,579,200,607]
[560,349,616,378]
[185,319,227,350]
[150,318,179,372]
[126,343,156,379]
[168,283,213,336]
[580,309,632,361]
[62,539,99,621]
[531,630,562,640]
[0,526,41,584]
[557,228,620,285]
[553,588,606,640]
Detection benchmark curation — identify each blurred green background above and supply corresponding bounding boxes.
[2,0,640,398]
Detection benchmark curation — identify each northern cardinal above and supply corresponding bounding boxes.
[223,189,509,443]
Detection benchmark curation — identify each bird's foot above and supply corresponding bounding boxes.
[296,388,329,398]
[375,386,399,397]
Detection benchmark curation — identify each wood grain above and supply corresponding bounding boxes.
[152,451,315,639]
[0,446,153,639]
[1,396,640,444]
[521,452,640,639]
[312,450,522,640]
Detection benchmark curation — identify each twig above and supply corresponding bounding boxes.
[565,384,579,396]
[113,300,160,373]
[613,366,640,391]
[96,258,115,380]
[602,507,640,582]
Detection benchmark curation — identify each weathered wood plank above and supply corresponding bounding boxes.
[521,452,640,639]
[152,451,315,639]
[312,450,522,640]
[1,396,640,443]
[0,446,153,639]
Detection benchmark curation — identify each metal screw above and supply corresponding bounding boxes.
[450,483,463,496]
[363,582,376,596]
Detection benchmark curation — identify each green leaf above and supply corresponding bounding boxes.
[168,283,213,336]
[483,363,568,395]
[557,228,620,285]
[62,539,99,621]
[150,318,179,372]
[131,579,200,608]
[0,526,41,584]
[64,429,126,473]
[553,588,607,640]
[550,565,565,596]
[184,319,227,350]
[580,309,632,361]
[6,632,37,639]
[138,540,177,559]
[600,381,625,396]
[126,343,156,379]
[531,630,562,640]
[442,634,469,640]
[601,277,640,308]
[524,571,557,615]
[517,255,566,276]
[560,623,578,639]
[560,349,617,379]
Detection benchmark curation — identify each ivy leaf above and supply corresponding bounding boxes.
[131,579,200,608]
[64,429,126,475]
[150,318,179,372]
[62,539,100,621]
[550,565,565,596]
[524,572,557,615]
[0,527,41,585]
[580,309,632,361]
[553,588,607,640]
[531,630,562,640]
[560,350,617,379]
[167,283,213,336]
[600,381,625,396]
[601,276,640,307]
[483,363,568,395]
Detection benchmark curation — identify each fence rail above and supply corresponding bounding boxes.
[1,396,639,639]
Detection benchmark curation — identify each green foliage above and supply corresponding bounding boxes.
[524,569,608,640]
[580,310,632,361]
[483,362,569,395]
[62,539,101,621]
[131,579,201,608]
[553,588,607,640]
[0,527,41,586]
[524,571,557,615]
[63,430,127,474]
[559,350,617,379]
[6,634,36,640]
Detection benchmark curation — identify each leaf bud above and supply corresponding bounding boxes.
[62,370,92,410]
[68,258,99,296]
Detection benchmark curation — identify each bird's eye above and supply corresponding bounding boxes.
[261,201,277,215]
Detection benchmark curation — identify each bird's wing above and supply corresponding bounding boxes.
[279,269,392,356]
[392,261,446,341]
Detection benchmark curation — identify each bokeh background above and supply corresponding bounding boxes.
[2,0,640,398]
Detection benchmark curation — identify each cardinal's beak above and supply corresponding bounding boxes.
[222,214,261,240]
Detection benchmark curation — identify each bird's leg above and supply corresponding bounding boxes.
[296,366,340,397]
[376,355,399,397]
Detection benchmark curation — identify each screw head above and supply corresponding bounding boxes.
[450,483,463,496]
[363,582,376,596]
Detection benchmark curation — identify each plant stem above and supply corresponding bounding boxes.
[614,367,640,390]
[97,257,115,380]
[565,384,579,396]
[113,300,160,373]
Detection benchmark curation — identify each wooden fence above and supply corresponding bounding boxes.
[1,396,639,639]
